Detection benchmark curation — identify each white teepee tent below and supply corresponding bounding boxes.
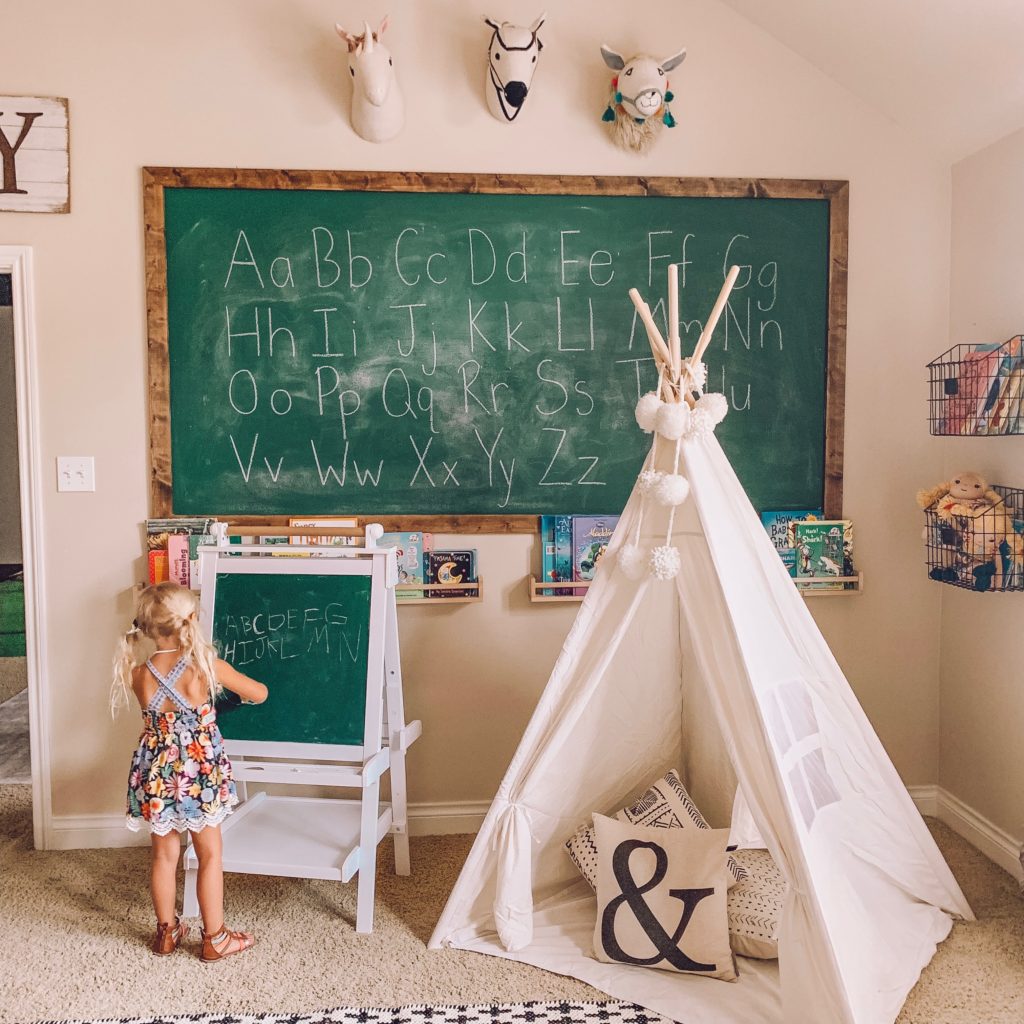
[429,270,973,1024]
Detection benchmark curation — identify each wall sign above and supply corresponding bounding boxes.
[0,96,70,214]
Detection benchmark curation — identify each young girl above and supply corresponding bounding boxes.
[113,581,269,960]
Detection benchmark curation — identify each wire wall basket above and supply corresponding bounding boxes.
[927,337,1024,436]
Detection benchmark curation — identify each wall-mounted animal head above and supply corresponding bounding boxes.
[600,44,685,153]
[336,15,404,143]
[484,13,546,123]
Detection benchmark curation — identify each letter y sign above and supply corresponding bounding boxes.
[0,96,70,213]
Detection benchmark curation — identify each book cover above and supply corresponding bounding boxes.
[379,532,433,600]
[998,368,1024,434]
[147,549,169,585]
[187,532,216,591]
[288,516,360,547]
[942,345,999,435]
[794,520,854,591]
[553,515,574,594]
[425,549,477,598]
[571,516,619,592]
[959,346,1002,435]
[977,338,1023,434]
[760,509,822,577]
[167,534,190,588]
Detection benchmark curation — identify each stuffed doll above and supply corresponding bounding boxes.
[917,471,1024,589]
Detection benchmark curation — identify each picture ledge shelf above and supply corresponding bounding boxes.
[529,573,864,603]
[396,580,483,605]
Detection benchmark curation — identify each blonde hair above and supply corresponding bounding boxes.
[111,581,221,716]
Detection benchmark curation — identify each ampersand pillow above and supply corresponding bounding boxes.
[592,813,737,981]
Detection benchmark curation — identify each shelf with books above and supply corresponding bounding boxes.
[396,579,484,605]
[927,337,1024,436]
[795,573,864,597]
[528,576,593,603]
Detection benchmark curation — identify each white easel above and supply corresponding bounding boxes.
[182,522,421,934]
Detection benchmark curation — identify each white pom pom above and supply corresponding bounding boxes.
[650,545,681,580]
[685,407,715,441]
[638,469,664,494]
[697,392,728,425]
[635,392,662,433]
[655,402,690,441]
[618,544,648,580]
[653,473,690,507]
[680,358,707,390]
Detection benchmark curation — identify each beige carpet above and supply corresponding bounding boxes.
[0,784,1021,1024]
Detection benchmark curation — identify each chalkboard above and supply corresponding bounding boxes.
[146,170,848,529]
[210,570,371,746]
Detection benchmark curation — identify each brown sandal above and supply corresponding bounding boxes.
[152,917,189,955]
[201,925,255,962]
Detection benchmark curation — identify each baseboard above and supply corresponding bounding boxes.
[46,799,491,849]
[934,787,1024,883]
[908,784,938,817]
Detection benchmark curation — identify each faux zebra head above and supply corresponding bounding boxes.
[484,12,546,123]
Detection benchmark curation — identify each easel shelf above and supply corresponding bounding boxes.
[397,579,483,605]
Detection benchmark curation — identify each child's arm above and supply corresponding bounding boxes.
[215,659,269,704]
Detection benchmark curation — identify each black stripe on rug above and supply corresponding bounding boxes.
[36,1001,671,1024]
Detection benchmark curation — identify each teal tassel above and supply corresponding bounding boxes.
[614,91,622,103]
[665,90,674,102]
[602,105,616,123]
[663,110,676,128]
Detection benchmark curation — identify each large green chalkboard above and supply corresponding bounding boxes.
[210,570,371,746]
[146,170,848,525]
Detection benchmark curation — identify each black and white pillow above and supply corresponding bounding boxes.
[566,770,747,889]
[592,813,737,981]
[726,848,785,959]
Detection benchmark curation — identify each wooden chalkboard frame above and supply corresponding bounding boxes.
[144,168,848,533]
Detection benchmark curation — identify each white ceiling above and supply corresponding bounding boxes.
[717,0,1024,163]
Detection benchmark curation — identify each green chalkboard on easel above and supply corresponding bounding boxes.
[145,170,848,527]
[209,569,372,747]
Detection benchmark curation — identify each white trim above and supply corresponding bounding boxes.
[908,783,938,817]
[47,799,492,848]
[934,787,1023,883]
[1,246,50,851]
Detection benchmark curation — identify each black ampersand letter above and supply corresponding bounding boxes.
[600,839,717,972]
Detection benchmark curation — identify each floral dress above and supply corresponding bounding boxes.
[125,656,238,835]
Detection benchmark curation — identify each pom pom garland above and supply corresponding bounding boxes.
[618,544,648,580]
[655,402,690,441]
[697,392,728,425]
[685,407,715,441]
[638,468,664,494]
[653,473,690,507]
[679,357,707,391]
[635,392,662,432]
[650,545,681,580]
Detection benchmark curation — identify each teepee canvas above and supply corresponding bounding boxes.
[429,270,972,1024]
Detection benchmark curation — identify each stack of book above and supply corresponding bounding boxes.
[539,515,621,596]
[145,518,217,589]
[761,510,855,591]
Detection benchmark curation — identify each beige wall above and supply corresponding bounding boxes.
[942,128,1024,840]
[1,0,949,829]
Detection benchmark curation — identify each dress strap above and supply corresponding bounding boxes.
[145,657,193,713]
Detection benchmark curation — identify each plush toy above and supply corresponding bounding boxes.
[600,45,685,153]
[916,471,1024,590]
[484,13,546,123]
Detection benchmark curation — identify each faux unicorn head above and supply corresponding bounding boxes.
[600,44,685,153]
[336,15,404,143]
[484,13,546,123]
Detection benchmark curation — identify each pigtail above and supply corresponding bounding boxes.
[110,623,141,718]
[180,613,221,705]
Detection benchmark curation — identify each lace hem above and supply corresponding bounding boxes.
[125,801,236,836]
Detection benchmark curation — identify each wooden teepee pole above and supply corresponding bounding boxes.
[628,287,673,372]
[667,263,681,379]
[691,265,740,364]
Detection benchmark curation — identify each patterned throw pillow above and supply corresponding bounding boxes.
[592,813,738,980]
[565,770,748,889]
[726,848,785,959]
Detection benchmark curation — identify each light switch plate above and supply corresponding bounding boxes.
[56,456,95,492]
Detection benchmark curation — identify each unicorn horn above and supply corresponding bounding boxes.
[363,20,374,52]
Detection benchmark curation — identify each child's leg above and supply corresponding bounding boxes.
[150,832,181,924]
[191,825,253,959]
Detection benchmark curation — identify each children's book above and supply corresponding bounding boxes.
[554,516,573,592]
[288,516,360,548]
[999,368,1024,434]
[167,534,191,588]
[760,509,822,577]
[425,549,477,598]
[959,346,1002,435]
[977,337,1024,434]
[379,532,433,600]
[147,549,169,585]
[187,531,217,591]
[793,520,854,591]
[540,515,574,596]
[572,516,619,593]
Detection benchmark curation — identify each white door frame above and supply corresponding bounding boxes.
[1,246,51,848]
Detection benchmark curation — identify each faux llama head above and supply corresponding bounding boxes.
[600,44,685,153]
[483,13,546,123]
[336,15,404,143]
